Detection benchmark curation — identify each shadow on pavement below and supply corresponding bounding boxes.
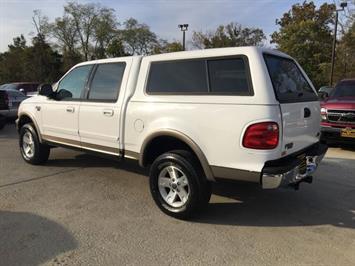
[326,142,355,151]
[45,152,355,229]
[0,211,77,266]
[192,161,355,229]
[3,122,355,229]
[45,153,149,176]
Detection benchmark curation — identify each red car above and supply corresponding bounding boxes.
[321,79,355,143]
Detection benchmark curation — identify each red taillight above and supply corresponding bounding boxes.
[242,122,279,149]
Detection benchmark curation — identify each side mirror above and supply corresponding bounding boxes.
[38,84,54,98]
[322,92,329,99]
[318,91,329,100]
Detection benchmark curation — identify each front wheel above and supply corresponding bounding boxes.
[19,123,50,165]
[149,150,211,219]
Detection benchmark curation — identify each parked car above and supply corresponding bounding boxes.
[0,82,40,96]
[321,79,355,144]
[0,88,28,120]
[318,86,333,100]
[16,47,327,219]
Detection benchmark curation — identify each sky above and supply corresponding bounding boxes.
[0,0,351,52]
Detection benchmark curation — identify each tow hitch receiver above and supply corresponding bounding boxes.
[261,142,328,190]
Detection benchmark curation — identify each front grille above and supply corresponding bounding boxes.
[327,109,355,124]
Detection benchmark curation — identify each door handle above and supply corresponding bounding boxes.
[66,106,75,113]
[304,107,311,118]
[103,109,114,116]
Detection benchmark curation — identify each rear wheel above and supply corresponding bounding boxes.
[149,150,211,219]
[19,123,50,165]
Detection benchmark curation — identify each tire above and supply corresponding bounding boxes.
[19,123,50,165]
[149,150,211,219]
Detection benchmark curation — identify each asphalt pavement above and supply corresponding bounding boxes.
[0,123,354,265]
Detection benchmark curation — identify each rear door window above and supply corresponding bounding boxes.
[264,54,317,103]
[88,63,126,101]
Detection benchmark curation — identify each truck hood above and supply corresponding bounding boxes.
[321,97,355,110]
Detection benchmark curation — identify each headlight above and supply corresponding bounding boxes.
[320,107,327,121]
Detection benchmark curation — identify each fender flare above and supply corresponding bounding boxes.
[17,112,43,143]
[139,129,215,181]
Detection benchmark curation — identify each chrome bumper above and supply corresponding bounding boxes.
[261,143,327,189]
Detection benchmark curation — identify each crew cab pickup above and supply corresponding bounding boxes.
[321,79,355,143]
[17,47,327,218]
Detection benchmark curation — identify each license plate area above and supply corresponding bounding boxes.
[341,128,355,138]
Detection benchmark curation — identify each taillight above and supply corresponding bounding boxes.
[320,107,327,121]
[243,122,279,149]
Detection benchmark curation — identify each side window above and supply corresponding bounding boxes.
[147,60,208,93]
[57,65,92,100]
[88,63,126,101]
[146,57,253,95]
[208,58,251,95]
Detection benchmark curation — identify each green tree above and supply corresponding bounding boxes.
[49,16,79,56]
[153,40,183,54]
[0,35,27,83]
[0,35,62,84]
[24,34,62,82]
[192,22,266,49]
[106,37,127,57]
[271,2,335,88]
[335,17,355,81]
[93,7,118,59]
[64,2,103,60]
[121,18,158,55]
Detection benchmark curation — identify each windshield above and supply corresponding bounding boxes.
[264,54,318,103]
[330,80,355,98]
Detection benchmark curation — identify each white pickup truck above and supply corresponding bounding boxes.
[17,47,327,219]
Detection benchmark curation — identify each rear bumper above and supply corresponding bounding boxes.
[261,142,328,189]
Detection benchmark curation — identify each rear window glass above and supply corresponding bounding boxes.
[264,54,317,103]
[331,80,355,98]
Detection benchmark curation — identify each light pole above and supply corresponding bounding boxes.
[178,24,189,51]
[330,1,347,86]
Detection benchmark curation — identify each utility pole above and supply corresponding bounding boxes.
[178,24,189,51]
[330,1,347,86]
